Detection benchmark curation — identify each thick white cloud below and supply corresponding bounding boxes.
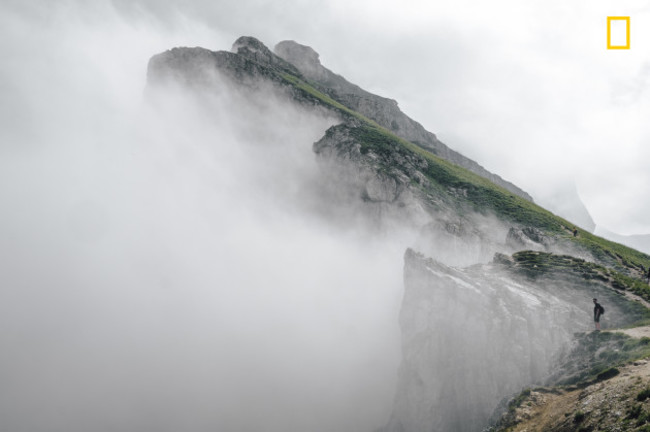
[308,0,650,235]
[98,0,650,234]
[0,3,405,431]
[1,0,649,430]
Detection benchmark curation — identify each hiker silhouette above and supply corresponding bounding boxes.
[593,298,604,331]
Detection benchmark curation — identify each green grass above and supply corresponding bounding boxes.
[345,122,650,276]
[507,388,531,412]
[629,404,644,420]
[559,332,650,386]
[637,388,650,402]
[596,367,620,381]
[278,71,650,276]
[280,73,371,123]
[510,251,650,300]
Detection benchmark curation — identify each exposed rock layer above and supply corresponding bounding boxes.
[148,36,532,202]
[384,249,648,432]
[145,37,650,432]
[274,40,533,202]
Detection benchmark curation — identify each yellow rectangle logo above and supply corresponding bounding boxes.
[607,16,630,49]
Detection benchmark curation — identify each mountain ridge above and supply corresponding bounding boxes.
[385,248,650,431]
[150,36,532,201]
[273,39,534,202]
[145,36,650,432]
[147,35,650,277]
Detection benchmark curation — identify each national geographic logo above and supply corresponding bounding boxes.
[607,16,630,49]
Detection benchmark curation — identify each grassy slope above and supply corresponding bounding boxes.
[281,57,650,432]
[280,72,650,277]
[511,251,650,308]
[559,331,650,386]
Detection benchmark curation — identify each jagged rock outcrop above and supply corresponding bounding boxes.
[232,36,302,77]
[146,45,293,96]
[312,122,431,229]
[312,123,566,266]
[148,39,324,110]
[146,37,649,274]
[146,39,562,270]
[494,355,650,432]
[312,122,521,263]
[145,37,650,432]
[506,226,553,251]
[274,40,366,97]
[414,216,511,267]
[148,37,533,204]
[274,40,533,202]
[384,249,647,432]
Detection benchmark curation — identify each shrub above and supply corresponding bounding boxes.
[628,404,643,419]
[508,388,532,411]
[596,367,620,381]
[637,388,650,402]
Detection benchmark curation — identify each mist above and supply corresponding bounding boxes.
[5,2,641,431]
[0,5,413,431]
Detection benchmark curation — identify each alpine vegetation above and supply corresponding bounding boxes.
[2,25,650,432]
[145,36,650,432]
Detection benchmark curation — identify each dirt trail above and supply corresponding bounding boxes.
[506,358,650,431]
[621,289,650,310]
[502,289,650,430]
[617,326,650,339]
[612,289,650,339]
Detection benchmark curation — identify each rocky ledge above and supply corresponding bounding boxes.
[383,249,650,432]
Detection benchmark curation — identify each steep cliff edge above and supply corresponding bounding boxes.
[384,249,650,432]
[147,37,650,278]
[494,331,650,431]
[145,37,650,432]
[149,36,531,202]
[274,40,533,202]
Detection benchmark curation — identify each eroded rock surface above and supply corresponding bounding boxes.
[274,40,533,202]
[384,249,648,432]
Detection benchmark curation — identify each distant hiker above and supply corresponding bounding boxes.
[647,267,650,284]
[573,227,578,237]
[593,298,604,331]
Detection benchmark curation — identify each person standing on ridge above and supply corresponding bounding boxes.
[593,298,604,331]
[573,227,578,237]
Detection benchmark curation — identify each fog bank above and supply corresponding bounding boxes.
[0,7,409,431]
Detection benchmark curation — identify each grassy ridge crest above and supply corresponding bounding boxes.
[279,72,650,274]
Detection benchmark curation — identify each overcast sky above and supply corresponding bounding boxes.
[2,0,649,234]
[0,1,648,430]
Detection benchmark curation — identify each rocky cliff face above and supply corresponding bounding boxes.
[384,249,648,432]
[146,37,650,277]
[146,36,650,432]
[147,38,536,267]
[274,40,533,202]
[148,37,532,203]
[493,355,650,432]
[312,122,523,266]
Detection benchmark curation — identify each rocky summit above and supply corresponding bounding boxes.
[150,36,531,201]
[147,37,650,431]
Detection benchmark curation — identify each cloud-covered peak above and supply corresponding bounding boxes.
[274,40,322,74]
